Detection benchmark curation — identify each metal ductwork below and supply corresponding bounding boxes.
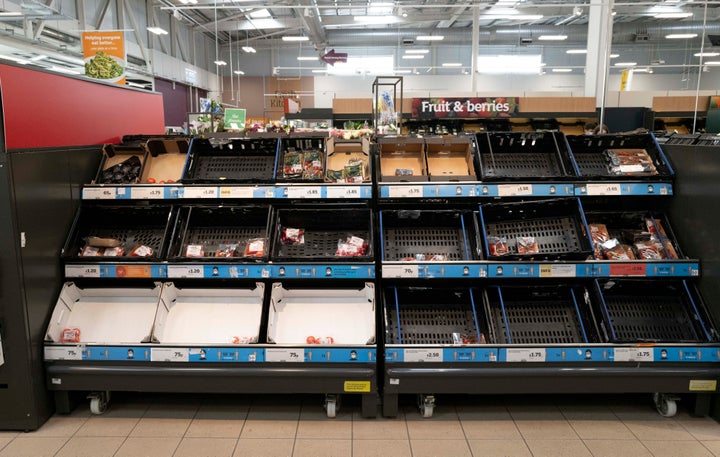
[325,21,720,47]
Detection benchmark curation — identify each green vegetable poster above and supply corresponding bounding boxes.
[82,31,126,85]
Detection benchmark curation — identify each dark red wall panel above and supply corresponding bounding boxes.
[0,63,165,149]
[154,78,189,127]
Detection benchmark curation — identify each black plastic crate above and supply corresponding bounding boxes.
[380,210,480,261]
[277,134,328,182]
[665,133,700,145]
[475,131,578,180]
[384,287,485,345]
[484,285,598,344]
[593,279,716,343]
[479,198,593,261]
[271,208,373,261]
[566,133,674,180]
[182,137,279,183]
[63,205,174,261]
[168,205,272,261]
[584,211,684,261]
[695,134,720,146]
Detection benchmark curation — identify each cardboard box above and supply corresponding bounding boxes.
[425,136,476,181]
[140,138,189,184]
[325,137,371,183]
[378,137,427,182]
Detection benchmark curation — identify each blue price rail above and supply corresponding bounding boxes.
[64,264,166,279]
[383,346,720,364]
[81,185,372,200]
[166,264,271,279]
[264,347,376,363]
[382,263,487,279]
[575,182,673,197]
[272,264,376,279]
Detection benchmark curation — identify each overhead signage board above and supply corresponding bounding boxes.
[82,31,126,85]
[411,97,519,119]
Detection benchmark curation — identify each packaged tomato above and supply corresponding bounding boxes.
[281,228,305,245]
[635,240,663,260]
[60,327,81,343]
[244,238,266,257]
[80,246,103,257]
[516,236,539,255]
[487,236,509,257]
[185,244,204,257]
[102,246,124,257]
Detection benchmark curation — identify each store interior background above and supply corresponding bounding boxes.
[0,0,718,125]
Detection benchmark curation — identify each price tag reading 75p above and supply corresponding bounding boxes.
[266,348,305,362]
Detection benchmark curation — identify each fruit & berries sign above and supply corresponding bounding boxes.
[411,97,518,119]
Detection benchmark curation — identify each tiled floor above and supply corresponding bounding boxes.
[1,393,720,457]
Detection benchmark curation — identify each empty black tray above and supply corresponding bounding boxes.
[182,137,279,183]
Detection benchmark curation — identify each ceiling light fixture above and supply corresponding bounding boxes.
[249,9,271,18]
[695,52,720,57]
[442,62,462,67]
[0,11,23,17]
[654,12,692,18]
[615,62,637,67]
[416,35,444,41]
[566,49,588,54]
[242,46,256,53]
[353,16,400,24]
[394,69,412,74]
[538,35,568,41]
[147,26,168,35]
[405,49,429,54]
[214,60,227,66]
[282,36,309,42]
[666,33,697,39]
[297,56,318,61]
[704,61,720,65]
[234,70,245,75]
[402,55,425,59]
[312,69,328,73]
[552,68,572,72]
[610,54,620,58]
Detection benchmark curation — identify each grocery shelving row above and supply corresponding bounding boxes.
[43,131,720,420]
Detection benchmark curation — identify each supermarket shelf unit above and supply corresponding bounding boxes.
[376,132,720,418]
[44,134,380,418]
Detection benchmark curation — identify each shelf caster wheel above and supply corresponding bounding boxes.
[653,393,679,417]
[417,395,435,418]
[324,394,340,419]
[88,391,110,415]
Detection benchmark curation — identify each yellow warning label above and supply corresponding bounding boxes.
[689,380,717,392]
[344,381,371,393]
[539,265,553,277]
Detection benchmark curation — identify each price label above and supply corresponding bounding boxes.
[539,264,577,278]
[266,348,305,362]
[219,187,255,198]
[327,186,361,199]
[404,349,443,362]
[83,187,116,200]
[151,348,189,362]
[609,263,647,276]
[65,265,101,278]
[183,187,218,199]
[44,346,83,361]
[506,348,546,362]
[287,186,322,199]
[585,183,622,196]
[388,186,423,198]
[614,347,654,362]
[498,184,533,197]
[167,265,204,278]
[131,187,165,199]
[383,264,419,278]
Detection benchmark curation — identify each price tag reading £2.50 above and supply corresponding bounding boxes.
[404,349,443,362]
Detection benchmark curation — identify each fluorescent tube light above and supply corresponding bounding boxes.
[353,15,399,24]
[416,35,444,41]
[234,70,245,75]
[394,69,412,74]
[312,69,328,73]
[242,46,256,53]
[552,68,572,72]
[695,52,720,57]
[615,62,637,67]
[147,27,169,35]
[442,62,462,67]
[297,56,318,61]
[402,55,425,59]
[566,49,588,54]
[654,12,692,18]
[704,61,720,65]
[538,35,567,41]
[665,33,697,39]
[484,14,543,20]
[610,54,620,58]
[282,36,309,42]
[405,49,429,54]
[214,60,227,66]
[0,12,23,17]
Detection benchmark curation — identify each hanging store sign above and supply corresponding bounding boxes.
[224,108,247,130]
[411,97,518,119]
[82,31,126,85]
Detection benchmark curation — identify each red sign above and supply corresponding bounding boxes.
[609,263,647,276]
[411,97,519,120]
[321,49,348,66]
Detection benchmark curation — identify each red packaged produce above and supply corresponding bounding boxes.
[60,327,81,343]
[130,245,154,257]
